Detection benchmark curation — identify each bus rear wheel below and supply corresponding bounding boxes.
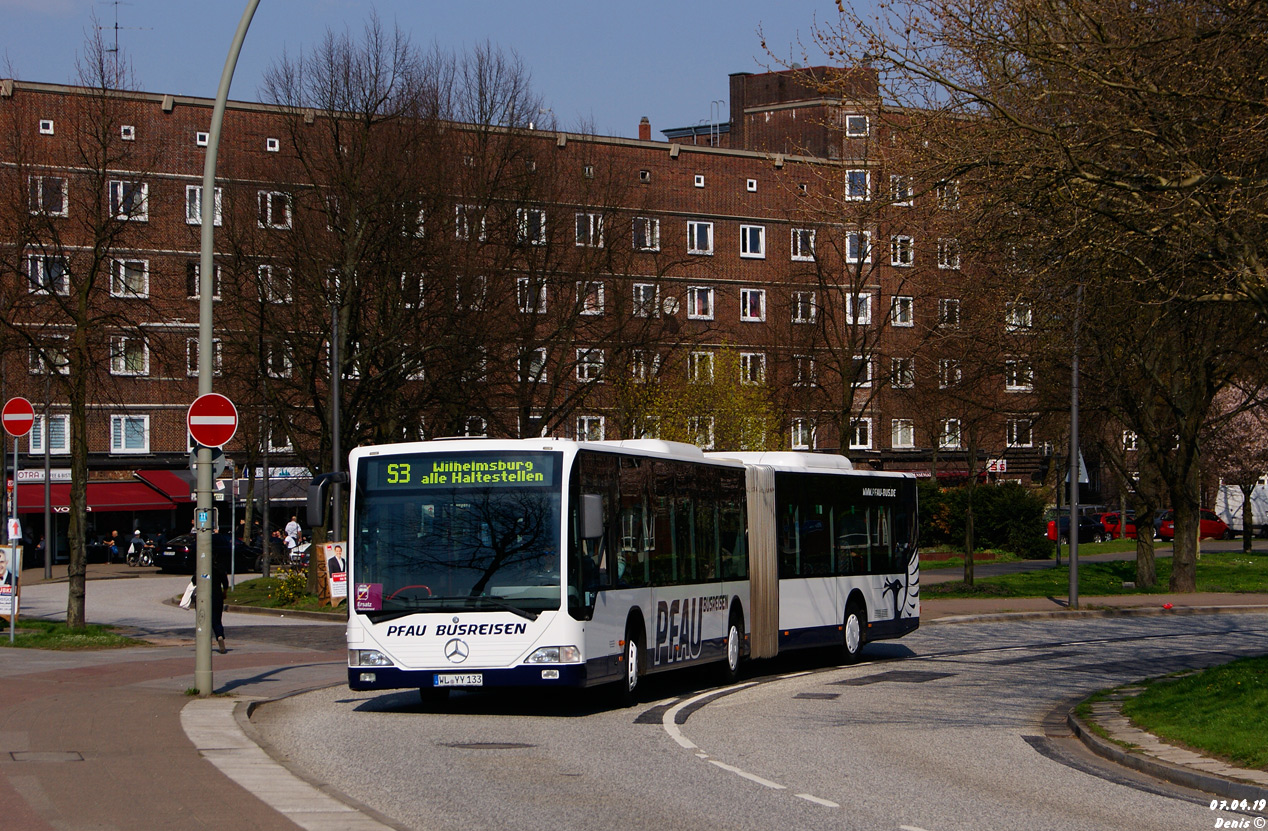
[719,615,743,685]
[841,602,866,664]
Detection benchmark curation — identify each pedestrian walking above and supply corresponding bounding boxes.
[192,561,231,654]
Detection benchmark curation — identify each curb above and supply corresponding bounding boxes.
[160,595,345,622]
[924,604,1268,625]
[1067,710,1268,803]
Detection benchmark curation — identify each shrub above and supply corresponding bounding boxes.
[918,479,1051,558]
[272,566,309,606]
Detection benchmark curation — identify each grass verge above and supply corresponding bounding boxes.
[227,574,342,614]
[0,618,147,649]
[925,551,1267,598]
[1119,656,1268,771]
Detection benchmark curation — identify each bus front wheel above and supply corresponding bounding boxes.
[617,628,642,706]
[842,602,867,664]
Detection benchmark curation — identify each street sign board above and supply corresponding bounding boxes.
[2,397,35,438]
[187,393,238,448]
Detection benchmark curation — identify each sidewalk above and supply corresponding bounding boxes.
[1,562,1265,829]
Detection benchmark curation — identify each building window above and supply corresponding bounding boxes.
[110,258,148,298]
[1005,360,1034,391]
[265,343,292,379]
[746,178,758,192]
[686,285,714,320]
[632,283,659,317]
[1005,300,1033,332]
[186,337,223,377]
[109,180,148,221]
[576,348,605,382]
[937,238,961,269]
[846,230,871,263]
[794,355,816,387]
[740,288,766,322]
[938,298,961,328]
[463,416,488,438]
[186,261,222,299]
[890,174,913,206]
[940,418,962,450]
[694,174,705,188]
[455,204,486,241]
[258,264,292,303]
[791,291,817,324]
[196,131,209,147]
[515,277,546,313]
[853,355,873,387]
[688,351,714,384]
[576,415,605,442]
[891,357,915,389]
[890,235,914,266]
[120,124,135,141]
[517,207,547,245]
[631,350,661,383]
[29,338,70,375]
[639,169,652,184]
[740,224,766,258]
[791,228,816,261]
[1123,430,1138,451]
[1007,418,1034,448]
[266,137,281,153]
[257,191,292,229]
[844,114,869,137]
[575,212,604,247]
[633,216,660,251]
[740,352,766,385]
[576,280,604,315]
[688,416,715,449]
[454,275,488,311]
[939,358,961,389]
[845,169,870,201]
[892,295,914,327]
[110,415,150,454]
[26,254,69,295]
[937,180,960,210]
[520,347,547,383]
[29,414,70,455]
[28,176,67,216]
[791,418,816,450]
[39,119,54,135]
[892,418,915,449]
[687,220,714,255]
[847,292,872,325]
[110,335,149,376]
[185,185,223,226]
[400,272,425,308]
[849,418,872,450]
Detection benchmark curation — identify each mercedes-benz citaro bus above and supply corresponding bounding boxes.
[332,438,919,702]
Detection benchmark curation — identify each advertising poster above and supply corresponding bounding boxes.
[323,542,348,603]
[0,543,18,621]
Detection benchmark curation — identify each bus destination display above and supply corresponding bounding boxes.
[373,452,557,489]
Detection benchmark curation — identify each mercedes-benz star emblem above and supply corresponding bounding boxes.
[444,638,470,664]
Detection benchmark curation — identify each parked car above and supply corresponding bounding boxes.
[1097,511,1138,539]
[1156,509,1232,541]
[155,533,261,573]
[1046,512,1107,544]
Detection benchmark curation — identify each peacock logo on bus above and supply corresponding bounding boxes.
[653,595,728,667]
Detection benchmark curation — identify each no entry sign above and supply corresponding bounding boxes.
[2,397,35,438]
[187,393,238,448]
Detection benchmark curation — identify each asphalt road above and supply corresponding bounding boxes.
[252,613,1268,831]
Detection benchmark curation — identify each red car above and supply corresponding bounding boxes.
[1098,511,1138,539]
[1156,509,1231,541]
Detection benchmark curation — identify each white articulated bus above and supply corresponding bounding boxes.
[334,438,919,700]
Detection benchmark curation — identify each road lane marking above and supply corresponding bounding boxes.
[707,759,785,789]
[796,793,840,807]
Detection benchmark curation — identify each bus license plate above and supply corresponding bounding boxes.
[434,673,483,687]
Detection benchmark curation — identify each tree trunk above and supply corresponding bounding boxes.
[1169,504,1201,592]
[963,490,975,586]
[1135,504,1158,589]
[1240,483,1255,554]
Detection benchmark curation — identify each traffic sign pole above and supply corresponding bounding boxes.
[3,397,34,645]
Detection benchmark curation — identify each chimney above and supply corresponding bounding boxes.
[638,116,651,142]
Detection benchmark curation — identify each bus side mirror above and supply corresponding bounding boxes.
[307,471,350,525]
[579,493,604,539]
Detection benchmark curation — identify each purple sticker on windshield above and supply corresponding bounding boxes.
[354,583,382,611]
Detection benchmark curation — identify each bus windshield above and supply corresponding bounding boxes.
[352,451,563,621]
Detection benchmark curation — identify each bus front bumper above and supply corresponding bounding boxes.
[349,663,592,691]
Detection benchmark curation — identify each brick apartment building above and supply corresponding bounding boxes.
[0,66,1048,552]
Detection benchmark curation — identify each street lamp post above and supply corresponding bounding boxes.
[194,0,260,697]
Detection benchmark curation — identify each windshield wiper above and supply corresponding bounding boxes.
[467,596,537,620]
[364,595,538,622]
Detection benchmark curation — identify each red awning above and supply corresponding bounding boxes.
[134,469,194,503]
[16,482,175,513]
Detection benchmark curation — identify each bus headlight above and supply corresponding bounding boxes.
[350,649,395,667]
[525,646,581,664]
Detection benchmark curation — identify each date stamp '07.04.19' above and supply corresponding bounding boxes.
[1210,798,1267,828]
